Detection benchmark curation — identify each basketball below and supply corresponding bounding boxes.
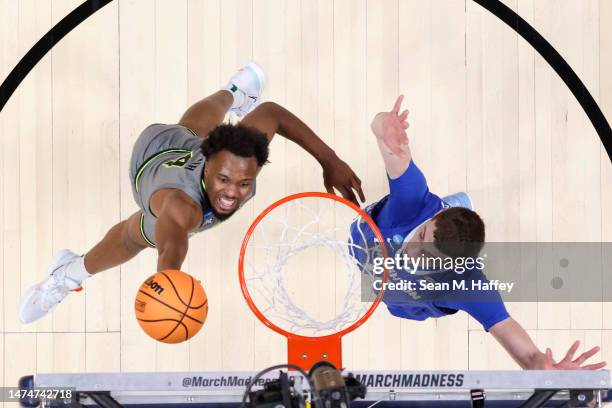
[134,270,208,344]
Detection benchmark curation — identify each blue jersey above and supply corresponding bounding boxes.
[352,161,509,331]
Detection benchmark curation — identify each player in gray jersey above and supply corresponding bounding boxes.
[19,62,365,324]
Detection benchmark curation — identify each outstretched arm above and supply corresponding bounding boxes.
[151,190,202,271]
[370,95,411,179]
[489,317,606,370]
[241,102,365,204]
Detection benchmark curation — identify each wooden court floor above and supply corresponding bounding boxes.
[1,1,612,402]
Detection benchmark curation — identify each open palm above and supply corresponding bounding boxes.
[535,341,606,370]
[381,95,410,157]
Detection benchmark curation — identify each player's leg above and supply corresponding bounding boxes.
[18,212,148,324]
[83,211,149,273]
[178,90,234,137]
[178,62,266,137]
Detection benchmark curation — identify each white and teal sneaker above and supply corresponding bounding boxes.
[18,249,84,324]
[225,62,266,117]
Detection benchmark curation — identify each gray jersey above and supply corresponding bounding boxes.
[129,124,255,246]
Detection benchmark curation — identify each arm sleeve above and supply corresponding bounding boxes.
[438,269,511,332]
[462,300,510,332]
[442,295,510,332]
[376,161,440,227]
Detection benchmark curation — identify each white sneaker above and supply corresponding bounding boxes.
[225,62,266,117]
[18,249,83,324]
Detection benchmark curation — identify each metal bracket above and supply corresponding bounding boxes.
[470,389,485,408]
[567,389,595,407]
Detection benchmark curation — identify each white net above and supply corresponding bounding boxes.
[242,195,380,337]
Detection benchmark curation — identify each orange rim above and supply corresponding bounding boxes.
[238,192,389,343]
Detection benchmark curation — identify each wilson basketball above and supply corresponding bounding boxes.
[135,270,208,344]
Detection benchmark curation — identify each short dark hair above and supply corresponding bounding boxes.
[201,124,270,166]
[432,207,485,258]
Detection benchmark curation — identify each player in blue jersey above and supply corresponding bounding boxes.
[360,95,605,370]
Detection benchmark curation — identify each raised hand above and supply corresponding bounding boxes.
[534,341,606,370]
[377,95,410,157]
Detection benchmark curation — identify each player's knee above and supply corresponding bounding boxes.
[122,218,149,252]
[126,234,148,252]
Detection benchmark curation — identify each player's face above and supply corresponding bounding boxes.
[204,150,260,217]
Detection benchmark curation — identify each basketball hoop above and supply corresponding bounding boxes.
[238,192,388,370]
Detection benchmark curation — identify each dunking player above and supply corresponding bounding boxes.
[19,63,364,324]
[356,95,606,370]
